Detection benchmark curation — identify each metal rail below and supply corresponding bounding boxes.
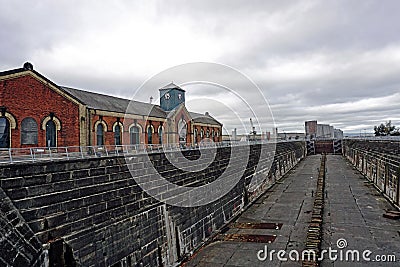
[344,144,400,208]
[344,136,400,141]
[0,140,297,165]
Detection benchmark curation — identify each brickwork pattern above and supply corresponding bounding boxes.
[0,75,80,147]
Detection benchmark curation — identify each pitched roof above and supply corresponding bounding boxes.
[164,104,222,126]
[0,67,27,77]
[61,86,166,118]
[189,112,222,126]
[159,82,185,92]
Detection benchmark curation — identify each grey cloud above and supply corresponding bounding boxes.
[1,0,400,134]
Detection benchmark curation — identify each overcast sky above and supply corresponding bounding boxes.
[1,0,400,135]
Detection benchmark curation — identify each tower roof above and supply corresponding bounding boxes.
[159,82,185,92]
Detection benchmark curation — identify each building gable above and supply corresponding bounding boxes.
[0,67,82,106]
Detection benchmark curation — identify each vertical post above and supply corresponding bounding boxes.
[65,147,69,160]
[360,150,363,172]
[374,158,378,185]
[80,146,84,159]
[8,148,13,163]
[396,166,400,206]
[332,140,335,155]
[384,161,388,194]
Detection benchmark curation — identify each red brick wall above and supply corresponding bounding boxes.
[89,115,223,146]
[91,115,165,145]
[193,125,222,143]
[144,120,163,145]
[0,74,80,148]
[315,140,334,154]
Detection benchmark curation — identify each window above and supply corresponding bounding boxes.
[147,126,153,144]
[96,124,104,146]
[114,125,122,145]
[194,128,198,143]
[158,126,163,145]
[178,119,187,143]
[206,129,210,138]
[0,117,10,148]
[130,126,140,145]
[21,118,38,145]
[200,129,204,139]
[46,120,56,147]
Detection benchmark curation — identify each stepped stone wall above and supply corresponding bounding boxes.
[0,142,305,266]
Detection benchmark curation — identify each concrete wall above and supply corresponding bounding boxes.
[0,141,305,266]
[343,140,400,208]
[316,124,334,139]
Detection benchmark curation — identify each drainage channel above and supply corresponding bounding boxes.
[216,221,282,244]
[303,154,326,267]
[231,222,283,230]
[218,233,276,243]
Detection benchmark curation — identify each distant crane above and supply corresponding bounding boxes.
[249,118,257,141]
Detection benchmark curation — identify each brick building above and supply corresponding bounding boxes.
[0,63,222,148]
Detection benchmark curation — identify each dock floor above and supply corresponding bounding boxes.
[321,155,400,266]
[183,155,400,267]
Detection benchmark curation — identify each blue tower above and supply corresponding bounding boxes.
[159,82,186,111]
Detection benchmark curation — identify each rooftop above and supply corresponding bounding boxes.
[61,86,166,118]
[159,82,185,92]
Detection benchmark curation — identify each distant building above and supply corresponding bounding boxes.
[334,128,344,139]
[305,120,317,139]
[0,63,222,148]
[277,132,306,141]
[222,129,273,142]
[305,120,342,140]
[316,124,334,139]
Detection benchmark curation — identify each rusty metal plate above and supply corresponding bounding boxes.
[231,222,283,230]
[220,234,276,243]
[383,212,400,220]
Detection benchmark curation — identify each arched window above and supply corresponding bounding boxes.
[0,117,10,148]
[206,129,210,138]
[21,118,38,145]
[200,129,204,139]
[96,124,104,146]
[46,120,56,147]
[194,128,198,143]
[114,125,122,145]
[147,126,153,144]
[130,126,140,145]
[158,126,163,145]
[178,119,187,143]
